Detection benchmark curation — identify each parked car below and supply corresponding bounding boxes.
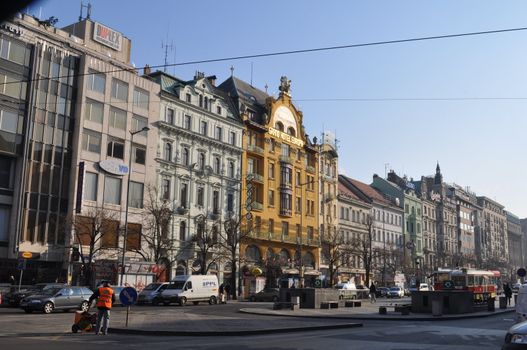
[5,283,66,307]
[387,286,404,298]
[502,319,527,349]
[137,282,169,305]
[376,287,390,298]
[409,283,432,293]
[335,283,358,300]
[249,288,280,302]
[20,286,93,314]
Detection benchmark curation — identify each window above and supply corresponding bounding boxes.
[296,197,302,213]
[184,115,191,130]
[296,171,301,186]
[200,121,208,135]
[104,176,121,204]
[227,193,234,212]
[268,189,275,206]
[214,156,221,174]
[165,108,174,124]
[88,70,105,93]
[281,221,289,236]
[197,187,204,206]
[217,106,222,115]
[198,152,206,170]
[0,156,14,189]
[132,115,148,134]
[129,181,144,208]
[0,72,27,99]
[0,37,29,65]
[0,109,18,133]
[162,179,170,200]
[204,97,208,110]
[127,223,142,251]
[199,95,203,107]
[164,142,172,161]
[215,126,222,141]
[229,131,236,146]
[269,162,275,179]
[85,99,103,124]
[111,79,128,101]
[107,138,124,159]
[180,183,188,208]
[228,161,235,178]
[84,172,98,201]
[108,107,126,130]
[281,143,290,157]
[307,226,314,241]
[213,190,219,214]
[133,145,146,165]
[182,148,189,166]
[185,93,191,103]
[81,129,101,153]
[179,221,186,241]
[133,88,149,109]
[269,219,275,234]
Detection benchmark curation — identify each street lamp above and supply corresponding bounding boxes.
[120,126,150,286]
[298,179,315,288]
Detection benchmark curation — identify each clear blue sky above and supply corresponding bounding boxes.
[34,0,527,217]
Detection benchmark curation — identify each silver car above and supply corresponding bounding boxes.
[137,283,169,305]
[20,286,93,314]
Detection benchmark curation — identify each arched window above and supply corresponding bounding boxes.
[228,161,235,178]
[179,221,186,241]
[245,245,261,262]
[279,249,290,265]
[303,252,315,268]
[275,121,284,131]
[164,142,172,161]
[182,147,189,166]
[198,152,206,170]
[287,127,296,136]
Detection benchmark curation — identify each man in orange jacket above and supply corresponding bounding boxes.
[89,281,115,335]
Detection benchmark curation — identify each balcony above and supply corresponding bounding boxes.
[279,208,292,217]
[247,144,264,155]
[279,155,294,164]
[252,202,264,211]
[306,165,316,174]
[247,172,264,183]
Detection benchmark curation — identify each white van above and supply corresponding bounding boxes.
[160,275,219,306]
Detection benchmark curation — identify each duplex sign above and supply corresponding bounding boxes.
[93,22,122,51]
[99,159,129,176]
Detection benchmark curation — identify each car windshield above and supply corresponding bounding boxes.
[143,283,161,291]
[42,288,62,296]
[167,281,185,289]
[390,287,400,291]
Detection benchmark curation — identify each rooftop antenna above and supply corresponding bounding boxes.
[79,1,92,22]
[384,163,390,179]
[230,65,234,77]
[250,62,254,86]
[161,40,174,73]
[264,83,268,94]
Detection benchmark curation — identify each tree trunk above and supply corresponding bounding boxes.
[230,262,237,300]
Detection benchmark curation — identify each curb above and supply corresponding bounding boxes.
[239,307,516,321]
[108,322,362,337]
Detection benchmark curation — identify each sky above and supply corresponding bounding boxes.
[30,0,527,218]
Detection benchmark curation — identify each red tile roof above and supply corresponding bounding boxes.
[338,182,361,201]
[341,175,392,205]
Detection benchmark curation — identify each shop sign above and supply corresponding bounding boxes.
[93,22,122,51]
[268,127,304,147]
[99,159,128,176]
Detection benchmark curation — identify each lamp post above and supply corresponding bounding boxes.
[119,126,150,286]
[298,179,315,288]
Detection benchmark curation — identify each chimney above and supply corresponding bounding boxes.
[143,64,151,75]
[207,75,217,86]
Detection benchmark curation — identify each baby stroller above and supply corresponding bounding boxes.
[72,310,97,333]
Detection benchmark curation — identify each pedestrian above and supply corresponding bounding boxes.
[89,280,115,335]
[369,282,377,303]
[504,283,513,306]
[224,284,231,301]
[218,283,225,304]
[9,275,15,285]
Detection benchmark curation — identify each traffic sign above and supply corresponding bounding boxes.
[518,268,527,277]
[17,258,26,270]
[119,286,138,306]
[314,279,322,288]
[443,280,455,289]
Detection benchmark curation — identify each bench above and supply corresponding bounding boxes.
[379,304,411,315]
[345,300,362,308]
[273,302,298,310]
[320,301,339,309]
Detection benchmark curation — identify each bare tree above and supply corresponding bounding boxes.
[348,215,374,286]
[192,214,221,275]
[217,214,249,300]
[71,206,120,287]
[321,225,349,287]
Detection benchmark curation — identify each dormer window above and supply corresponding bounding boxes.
[275,122,284,131]
[186,93,191,103]
[287,127,296,137]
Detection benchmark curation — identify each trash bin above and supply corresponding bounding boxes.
[487,297,495,312]
[432,299,442,316]
[499,296,507,309]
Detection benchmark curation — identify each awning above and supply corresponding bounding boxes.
[304,269,321,276]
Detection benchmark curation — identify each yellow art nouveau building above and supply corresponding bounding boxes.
[219,76,319,296]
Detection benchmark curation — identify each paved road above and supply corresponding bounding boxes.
[0,303,513,350]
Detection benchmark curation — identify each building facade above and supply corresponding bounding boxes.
[147,70,244,281]
[506,211,523,281]
[219,76,320,295]
[477,196,508,272]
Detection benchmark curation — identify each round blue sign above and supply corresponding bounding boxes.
[119,287,138,306]
[518,268,526,278]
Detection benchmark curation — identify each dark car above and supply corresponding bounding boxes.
[376,287,390,298]
[249,288,279,302]
[137,283,169,305]
[5,283,65,307]
[20,286,93,314]
[502,320,527,349]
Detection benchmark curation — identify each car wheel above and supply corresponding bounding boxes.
[208,296,217,305]
[193,301,199,305]
[80,301,89,312]
[72,324,79,333]
[179,297,187,306]
[43,302,54,314]
[272,296,279,302]
[249,295,256,302]
[24,309,33,314]
[152,298,161,306]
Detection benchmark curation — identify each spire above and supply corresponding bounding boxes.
[434,162,443,185]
